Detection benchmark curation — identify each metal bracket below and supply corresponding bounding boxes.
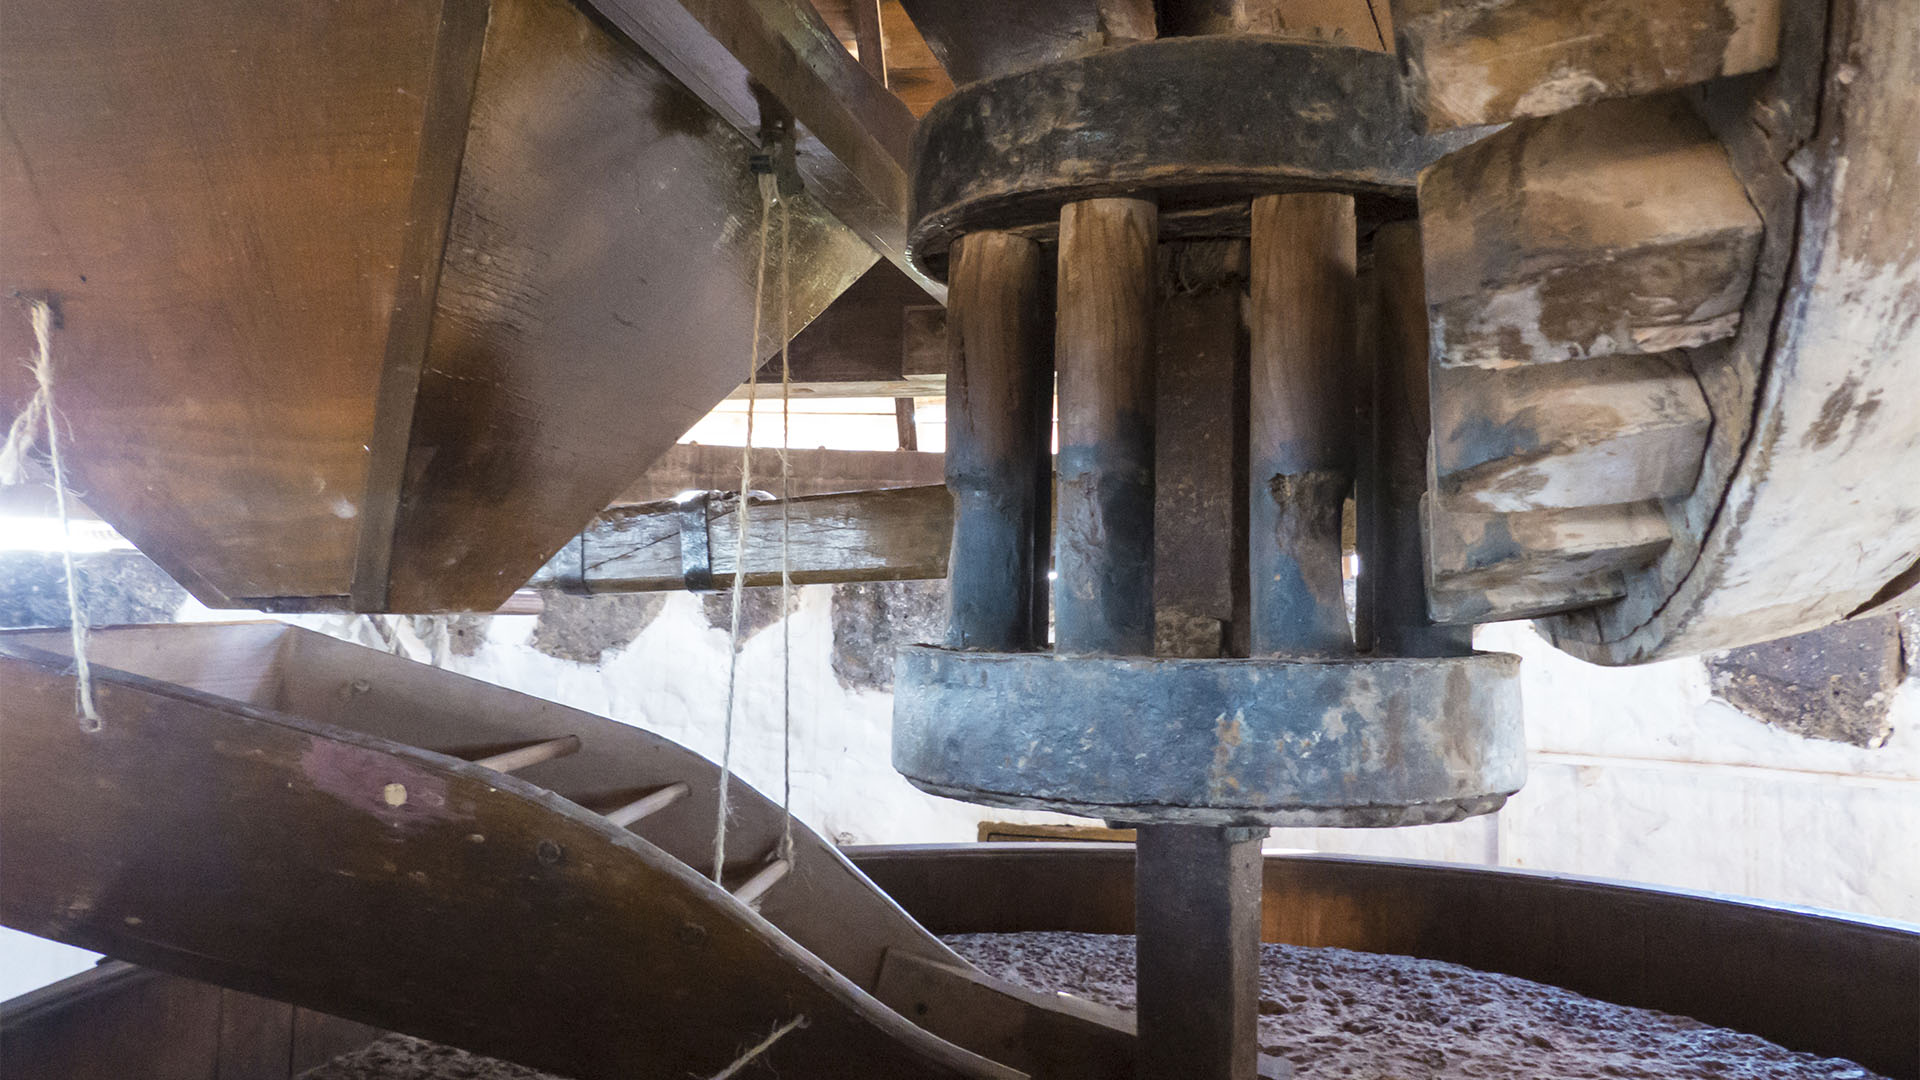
[675,490,716,592]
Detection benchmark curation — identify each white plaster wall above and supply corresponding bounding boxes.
[288,586,1078,848]
[334,598,1920,922]
[7,595,1914,1002]
[1271,621,1920,921]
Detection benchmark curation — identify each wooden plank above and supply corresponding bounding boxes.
[0,962,222,1080]
[874,950,1135,1080]
[379,0,877,612]
[614,444,946,504]
[730,376,945,399]
[347,1,494,612]
[0,636,1020,1080]
[0,0,464,605]
[533,484,952,592]
[216,990,297,1080]
[584,0,937,296]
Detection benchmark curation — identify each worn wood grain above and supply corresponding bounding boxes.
[0,0,463,604]
[1389,0,1780,130]
[1543,0,1920,662]
[1431,353,1710,513]
[380,0,876,612]
[1419,94,1761,371]
[531,484,952,593]
[585,0,932,294]
[1055,198,1158,658]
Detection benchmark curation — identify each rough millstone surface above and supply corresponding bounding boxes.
[528,591,667,663]
[1706,614,1906,748]
[830,579,947,691]
[0,550,187,629]
[299,1034,556,1079]
[946,932,1885,1080]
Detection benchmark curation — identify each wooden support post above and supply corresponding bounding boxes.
[946,231,1052,651]
[471,736,580,775]
[1248,192,1356,658]
[1370,221,1472,658]
[1135,824,1267,1080]
[1053,197,1157,657]
[851,0,889,87]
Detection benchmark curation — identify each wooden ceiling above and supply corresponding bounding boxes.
[809,0,956,116]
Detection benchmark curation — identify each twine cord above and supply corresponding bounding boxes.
[701,1014,808,1080]
[712,170,778,885]
[1,298,100,730]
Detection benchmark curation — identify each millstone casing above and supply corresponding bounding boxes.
[892,646,1525,827]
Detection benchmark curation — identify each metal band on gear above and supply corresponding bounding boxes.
[906,36,1484,276]
[891,646,1525,827]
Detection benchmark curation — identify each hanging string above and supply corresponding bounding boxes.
[776,177,796,863]
[1,298,101,730]
[704,1014,808,1080]
[713,168,778,885]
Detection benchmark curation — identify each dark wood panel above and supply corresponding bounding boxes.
[760,260,940,384]
[0,962,222,1080]
[0,638,1015,1080]
[0,0,469,603]
[380,0,877,612]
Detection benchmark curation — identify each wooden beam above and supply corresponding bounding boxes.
[728,377,943,399]
[584,0,940,299]
[615,444,945,504]
[532,485,952,593]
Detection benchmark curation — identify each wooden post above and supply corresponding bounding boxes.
[1370,221,1472,658]
[945,231,1051,651]
[1248,192,1357,658]
[850,0,888,87]
[1053,197,1157,657]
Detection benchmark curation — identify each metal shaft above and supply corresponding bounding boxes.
[1249,192,1357,658]
[1369,221,1473,658]
[1054,197,1157,657]
[945,230,1052,652]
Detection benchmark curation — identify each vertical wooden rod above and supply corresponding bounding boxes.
[1369,221,1473,658]
[1053,196,1157,657]
[945,230,1051,651]
[851,0,888,87]
[1248,192,1357,658]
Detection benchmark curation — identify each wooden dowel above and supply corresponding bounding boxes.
[946,229,1051,651]
[470,735,580,774]
[604,782,691,828]
[1248,191,1357,657]
[1054,196,1157,657]
[730,856,792,907]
